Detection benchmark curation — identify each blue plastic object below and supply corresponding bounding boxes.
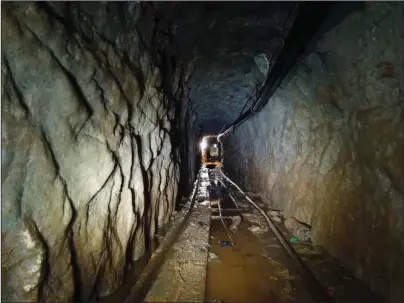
[219,240,232,247]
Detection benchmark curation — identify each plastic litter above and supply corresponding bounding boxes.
[219,240,232,247]
[289,236,299,242]
[284,217,311,241]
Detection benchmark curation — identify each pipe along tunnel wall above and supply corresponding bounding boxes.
[1,1,403,302]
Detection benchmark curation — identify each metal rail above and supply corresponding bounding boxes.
[218,168,333,302]
[122,167,332,302]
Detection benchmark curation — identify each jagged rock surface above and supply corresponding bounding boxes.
[223,2,403,300]
[1,2,195,301]
[169,2,293,131]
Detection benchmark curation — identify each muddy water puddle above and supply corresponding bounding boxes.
[206,217,312,302]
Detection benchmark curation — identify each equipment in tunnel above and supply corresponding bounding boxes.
[200,135,223,169]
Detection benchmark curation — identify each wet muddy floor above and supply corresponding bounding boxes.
[206,218,313,302]
[103,168,385,303]
[205,180,314,303]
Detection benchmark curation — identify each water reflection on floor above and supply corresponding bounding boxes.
[205,205,313,303]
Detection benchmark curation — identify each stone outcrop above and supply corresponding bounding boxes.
[223,2,403,300]
[1,2,196,301]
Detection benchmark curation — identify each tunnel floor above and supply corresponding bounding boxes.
[109,167,384,303]
[206,210,313,302]
[204,170,316,302]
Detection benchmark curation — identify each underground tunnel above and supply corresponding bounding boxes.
[1,1,403,303]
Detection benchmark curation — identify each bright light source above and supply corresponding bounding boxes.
[200,139,207,150]
[213,144,217,148]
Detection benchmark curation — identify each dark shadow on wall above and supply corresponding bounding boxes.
[282,1,365,88]
[133,135,152,254]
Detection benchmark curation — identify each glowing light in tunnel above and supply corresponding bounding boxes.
[200,138,207,150]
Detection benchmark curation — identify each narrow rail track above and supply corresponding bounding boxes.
[210,168,333,302]
[103,167,383,303]
[119,167,334,302]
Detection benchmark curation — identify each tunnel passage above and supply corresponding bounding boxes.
[1,1,403,303]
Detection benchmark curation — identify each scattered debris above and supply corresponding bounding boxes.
[281,280,293,295]
[263,255,281,265]
[274,268,290,278]
[284,217,311,241]
[210,200,219,206]
[248,225,266,235]
[289,236,299,243]
[268,210,282,217]
[229,215,242,232]
[200,200,210,206]
[243,212,267,225]
[218,240,232,247]
[209,252,218,259]
[209,252,220,262]
[267,210,283,223]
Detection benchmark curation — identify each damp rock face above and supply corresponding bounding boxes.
[1,2,195,301]
[223,2,403,299]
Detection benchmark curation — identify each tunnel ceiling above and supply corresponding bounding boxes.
[159,2,295,132]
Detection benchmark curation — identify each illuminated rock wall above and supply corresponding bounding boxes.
[224,2,404,300]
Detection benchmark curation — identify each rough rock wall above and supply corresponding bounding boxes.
[1,2,189,301]
[178,101,200,196]
[178,66,201,198]
[224,2,403,300]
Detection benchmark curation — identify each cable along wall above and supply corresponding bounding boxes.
[222,2,404,300]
